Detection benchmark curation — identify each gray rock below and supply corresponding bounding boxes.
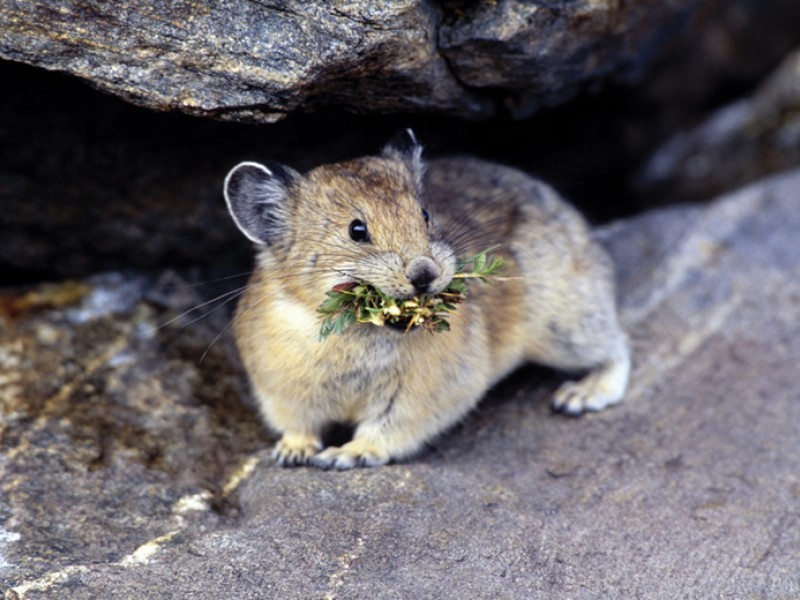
[0,0,693,122]
[637,46,800,202]
[639,0,800,122]
[2,169,800,597]
[0,1,479,122]
[437,0,694,118]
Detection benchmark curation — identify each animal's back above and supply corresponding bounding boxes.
[425,157,589,255]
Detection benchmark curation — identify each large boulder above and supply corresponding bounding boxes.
[2,169,799,597]
[438,0,691,118]
[0,0,694,122]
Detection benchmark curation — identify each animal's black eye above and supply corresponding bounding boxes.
[422,209,430,225]
[349,219,370,243]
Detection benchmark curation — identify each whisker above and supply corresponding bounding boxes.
[200,280,277,364]
[165,271,254,290]
[173,285,252,331]
[199,319,237,364]
[158,284,252,329]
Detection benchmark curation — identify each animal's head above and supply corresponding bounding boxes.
[223,130,456,303]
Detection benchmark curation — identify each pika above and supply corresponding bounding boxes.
[223,130,630,469]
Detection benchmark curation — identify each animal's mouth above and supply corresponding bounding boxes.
[318,247,504,340]
[385,318,415,333]
[317,280,464,338]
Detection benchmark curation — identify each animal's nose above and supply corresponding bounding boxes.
[406,257,441,293]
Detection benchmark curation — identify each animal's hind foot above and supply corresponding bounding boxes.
[551,355,630,416]
[552,379,622,415]
[310,439,390,470]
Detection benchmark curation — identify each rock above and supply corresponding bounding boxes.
[0,0,695,122]
[0,1,478,122]
[2,170,800,597]
[0,271,273,593]
[637,46,800,203]
[640,0,800,124]
[437,0,694,118]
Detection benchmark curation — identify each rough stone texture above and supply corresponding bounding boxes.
[0,0,696,122]
[2,170,799,598]
[0,1,482,122]
[637,46,800,203]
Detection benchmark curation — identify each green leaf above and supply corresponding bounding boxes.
[473,249,487,273]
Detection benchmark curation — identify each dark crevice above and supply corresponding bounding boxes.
[0,17,796,286]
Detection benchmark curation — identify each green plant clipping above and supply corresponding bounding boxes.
[318,247,505,340]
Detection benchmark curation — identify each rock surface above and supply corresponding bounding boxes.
[437,0,693,118]
[0,0,694,122]
[2,170,799,598]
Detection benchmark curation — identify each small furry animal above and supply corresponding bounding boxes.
[223,130,630,469]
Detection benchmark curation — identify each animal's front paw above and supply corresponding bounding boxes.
[310,440,390,470]
[273,433,322,467]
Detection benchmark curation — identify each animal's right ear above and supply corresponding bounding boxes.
[223,161,297,245]
[382,128,425,192]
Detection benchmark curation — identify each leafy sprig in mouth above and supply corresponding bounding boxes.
[318,247,505,340]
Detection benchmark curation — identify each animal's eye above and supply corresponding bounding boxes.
[349,219,370,243]
[422,209,430,225]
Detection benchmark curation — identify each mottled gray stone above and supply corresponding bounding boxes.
[0,1,481,122]
[0,0,695,122]
[2,170,800,598]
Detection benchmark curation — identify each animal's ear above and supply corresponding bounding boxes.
[382,128,425,190]
[223,161,298,245]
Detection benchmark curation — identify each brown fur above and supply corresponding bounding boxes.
[224,138,630,469]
